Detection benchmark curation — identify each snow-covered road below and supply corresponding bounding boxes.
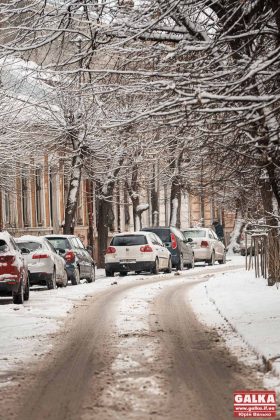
[0,260,240,387]
[1,256,279,419]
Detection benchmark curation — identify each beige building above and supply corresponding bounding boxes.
[0,160,235,257]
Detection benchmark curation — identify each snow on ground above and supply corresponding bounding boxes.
[99,279,168,412]
[189,256,280,392]
[0,259,227,386]
[0,269,141,385]
[0,256,246,390]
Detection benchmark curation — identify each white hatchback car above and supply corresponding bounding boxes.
[105,231,172,276]
[182,228,226,265]
[16,235,68,289]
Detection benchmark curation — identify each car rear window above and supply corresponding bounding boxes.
[111,235,148,246]
[183,230,206,238]
[46,237,71,250]
[17,242,42,252]
[0,240,8,253]
[142,229,171,243]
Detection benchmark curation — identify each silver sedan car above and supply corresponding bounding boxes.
[182,228,226,265]
[16,235,68,289]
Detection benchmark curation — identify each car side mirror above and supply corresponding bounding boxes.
[87,245,93,253]
[20,248,30,254]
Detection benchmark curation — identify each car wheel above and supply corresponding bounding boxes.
[187,254,195,269]
[119,271,127,277]
[13,279,24,304]
[207,252,215,266]
[105,270,114,277]
[61,269,68,287]
[47,269,57,289]
[135,271,141,274]
[165,258,172,274]
[23,275,30,301]
[176,254,183,271]
[87,265,95,283]
[152,258,159,275]
[71,267,80,285]
[218,252,226,265]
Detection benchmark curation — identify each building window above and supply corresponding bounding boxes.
[35,168,43,226]
[22,175,30,226]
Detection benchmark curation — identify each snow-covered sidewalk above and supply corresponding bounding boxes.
[189,256,280,391]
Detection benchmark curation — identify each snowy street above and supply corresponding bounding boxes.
[0,2,280,419]
[1,257,279,419]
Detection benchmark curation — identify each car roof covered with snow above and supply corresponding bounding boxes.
[112,231,151,237]
[15,235,47,243]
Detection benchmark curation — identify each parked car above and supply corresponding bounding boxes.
[0,231,29,304]
[239,228,254,256]
[45,235,95,285]
[182,227,226,265]
[239,223,265,256]
[141,226,194,270]
[105,231,172,277]
[16,235,68,289]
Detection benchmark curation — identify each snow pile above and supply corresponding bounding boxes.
[189,267,280,389]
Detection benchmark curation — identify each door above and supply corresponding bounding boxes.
[46,241,65,281]
[69,237,87,278]
[76,237,92,276]
[211,230,224,259]
[150,233,167,269]
[173,228,192,264]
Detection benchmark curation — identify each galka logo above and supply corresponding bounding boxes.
[234,390,276,417]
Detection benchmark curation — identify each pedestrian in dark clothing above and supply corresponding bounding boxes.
[213,220,224,242]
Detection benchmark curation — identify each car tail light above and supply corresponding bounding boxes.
[201,240,209,248]
[0,255,15,264]
[171,233,177,249]
[32,254,49,259]
[105,246,116,254]
[65,250,75,263]
[140,245,153,252]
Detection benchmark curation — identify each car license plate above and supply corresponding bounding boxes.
[120,259,136,263]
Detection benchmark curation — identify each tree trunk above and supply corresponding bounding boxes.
[63,154,82,234]
[96,196,111,268]
[170,177,181,228]
[151,164,159,226]
[124,186,130,230]
[260,180,279,286]
[227,209,244,255]
[86,179,94,257]
[132,195,140,230]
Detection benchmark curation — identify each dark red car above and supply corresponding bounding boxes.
[0,232,29,304]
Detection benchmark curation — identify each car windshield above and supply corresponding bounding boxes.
[111,235,148,246]
[17,241,42,251]
[183,230,206,239]
[46,237,71,250]
[143,229,171,243]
